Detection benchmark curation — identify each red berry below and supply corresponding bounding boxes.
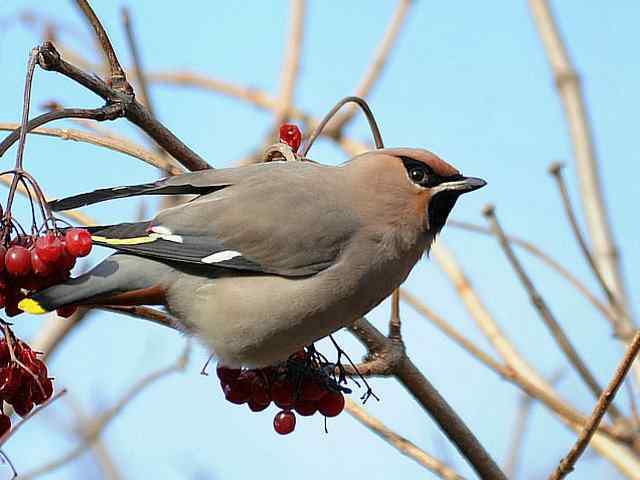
[65,228,92,257]
[56,247,76,271]
[216,364,241,384]
[248,399,270,412]
[300,380,326,401]
[294,400,318,416]
[5,246,31,276]
[0,367,21,400]
[0,340,9,366]
[273,410,296,435]
[250,377,271,406]
[0,413,10,437]
[223,383,249,404]
[279,124,302,152]
[56,306,78,318]
[12,397,34,417]
[31,249,54,276]
[318,391,345,417]
[271,381,295,409]
[31,377,53,405]
[35,233,63,263]
[0,246,6,272]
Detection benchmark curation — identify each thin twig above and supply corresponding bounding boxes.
[548,162,631,337]
[325,0,412,134]
[528,0,630,325]
[345,398,465,480]
[399,290,627,443]
[72,0,129,90]
[482,204,622,421]
[448,220,616,327]
[19,347,189,479]
[549,331,640,480]
[0,123,182,175]
[0,388,67,447]
[348,318,508,480]
[429,242,640,476]
[273,0,305,130]
[120,7,154,115]
[37,41,210,171]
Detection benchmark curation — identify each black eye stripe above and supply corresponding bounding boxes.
[400,157,462,188]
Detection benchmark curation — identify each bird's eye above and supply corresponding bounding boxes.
[409,167,426,184]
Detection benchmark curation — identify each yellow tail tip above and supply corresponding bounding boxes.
[18,298,47,315]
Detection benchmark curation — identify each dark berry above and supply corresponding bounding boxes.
[31,377,53,405]
[216,364,241,384]
[318,391,345,417]
[300,379,326,401]
[0,367,21,400]
[271,381,295,409]
[294,400,318,416]
[273,410,296,435]
[0,413,10,437]
[56,306,78,318]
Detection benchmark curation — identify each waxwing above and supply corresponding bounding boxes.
[19,148,485,367]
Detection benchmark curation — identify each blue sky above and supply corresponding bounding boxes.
[0,2,638,479]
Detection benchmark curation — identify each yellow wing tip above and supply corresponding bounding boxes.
[18,298,48,315]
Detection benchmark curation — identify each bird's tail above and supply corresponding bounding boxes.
[18,253,173,314]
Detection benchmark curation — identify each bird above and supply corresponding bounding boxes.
[19,148,485,368]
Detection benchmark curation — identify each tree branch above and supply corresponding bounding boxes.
[549,331,640,480]
[36,41,210,171]
[482,204,622,421]
[345,398,465,480]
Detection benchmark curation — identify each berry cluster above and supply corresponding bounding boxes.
[0,335,54,437]
[216,349,348,435]
[0,228,92,317]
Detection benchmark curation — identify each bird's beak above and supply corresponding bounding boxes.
[431,176,487,196]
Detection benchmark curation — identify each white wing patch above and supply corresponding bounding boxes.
[149,225,183,243]
[201,250,242,264]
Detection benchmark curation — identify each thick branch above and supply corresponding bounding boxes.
[348,319,507,480]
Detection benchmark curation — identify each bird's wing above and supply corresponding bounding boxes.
[86,162,359,277]
[48,162,305,211]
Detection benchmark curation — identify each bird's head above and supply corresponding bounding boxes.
[347,148,486,237]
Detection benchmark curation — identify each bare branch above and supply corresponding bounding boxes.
[448,220,617,328]
[36,41,210,171]
[0,123,182,175]
[72,0,128,91]
[19,347,188,479]
[345,398,465,480]
[482,204,622,421]
[528,0,630,319]
[429,242,640,476]
[549,162,632,337]
[325,0,412,134]
[273,0,305,129]
[347,316,507,479]
[549,331,640,480]
[120,7,154,115]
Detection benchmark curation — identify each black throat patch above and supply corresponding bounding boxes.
[428,191,460,234]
